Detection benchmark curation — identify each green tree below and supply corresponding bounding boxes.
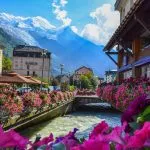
[61,82,69,92]
[80,75,92,89]
[86,72,93,79]
[2,56,12,73]
[90,77,98,89]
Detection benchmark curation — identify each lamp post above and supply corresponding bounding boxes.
[40,50,47,90]
[60,64,64,75]
[68,71,71,85]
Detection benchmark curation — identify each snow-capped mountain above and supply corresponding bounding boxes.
[0,13,116,76]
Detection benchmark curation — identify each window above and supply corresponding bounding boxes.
[27,71,29,76]
[147,65,150,78]
[27,65,30,70]
[33,71,36,76]
[124,70,132,79]
[141,64,150,78]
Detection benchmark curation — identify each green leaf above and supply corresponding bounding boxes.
[141,106,150,117]
[138,106,150,123]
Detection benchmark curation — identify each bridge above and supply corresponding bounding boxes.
[74,95,106,107]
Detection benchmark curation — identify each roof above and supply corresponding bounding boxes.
[115,0,122,10]
[105,70,117,74]
[14,45,51,54]
[104,0,146,51]
[75,66,93,73]
[24,76,48,85]
[0,73,36,84]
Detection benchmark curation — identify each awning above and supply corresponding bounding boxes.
[118,64,132,73]
[133,56,150,67]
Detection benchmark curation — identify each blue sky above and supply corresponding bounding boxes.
[0,0,119,45]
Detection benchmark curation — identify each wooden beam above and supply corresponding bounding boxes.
[134,14,150,34]
[105,53,119,66]
[118,40,133,57]
[106,52,118,55]
[123,48,133,57]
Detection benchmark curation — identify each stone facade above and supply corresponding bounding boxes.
[13,45,51,79]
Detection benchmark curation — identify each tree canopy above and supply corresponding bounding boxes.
[2,56,12,73]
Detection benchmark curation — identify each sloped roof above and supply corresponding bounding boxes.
[104,0,146,51]
[0,73,36,84]
[24,76,48,85]
[75,66,93,73]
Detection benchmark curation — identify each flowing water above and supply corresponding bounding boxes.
[21,103,121,141]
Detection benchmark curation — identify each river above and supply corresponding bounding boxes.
[21,103,121,141]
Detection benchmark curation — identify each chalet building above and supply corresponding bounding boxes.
[104,0,150,81]
[13,45,51,79]
[73,66,93,81]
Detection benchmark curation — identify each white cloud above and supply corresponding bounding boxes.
[60,0,68,7]
[81,4,120,45]
[52,0,71,26]
[71,26,78,34]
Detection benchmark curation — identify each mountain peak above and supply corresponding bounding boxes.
[0,13,56,30]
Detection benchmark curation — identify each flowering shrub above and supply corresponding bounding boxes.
[0,92,23,116]
[56,91,65,101]
[50,91,59,103]
[0,95,149,149]
[22,92,36,108]
[39,92,51,106]
[97,77,150,111]
[76,89,96,96]
[0,88,74,121]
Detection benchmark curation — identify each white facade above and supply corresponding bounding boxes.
[123,70,132,79]
[141,64,150,78]
[13,46,51,79]
[0,49,2,75]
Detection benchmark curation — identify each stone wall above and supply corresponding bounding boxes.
[5,100,74,131]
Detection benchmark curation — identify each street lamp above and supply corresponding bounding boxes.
[68,71,71,85]
[60,64,64,75]
[40,50,47,90]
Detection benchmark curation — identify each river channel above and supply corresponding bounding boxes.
[21,103,121,141]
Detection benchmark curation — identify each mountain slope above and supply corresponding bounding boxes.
[0,13,116,76]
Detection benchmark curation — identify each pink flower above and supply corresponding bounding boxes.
[31,133,53,148]
[127,122,150,148]
[0,126,29,149]
[72,137,110,150]
[89,121,109,139]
